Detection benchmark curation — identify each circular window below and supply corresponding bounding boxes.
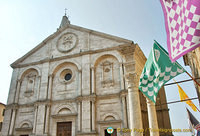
[60,69,73,83]
[64,73,72,81]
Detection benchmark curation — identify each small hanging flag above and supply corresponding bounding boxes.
[186,108,200,131]
[175,82,197,111]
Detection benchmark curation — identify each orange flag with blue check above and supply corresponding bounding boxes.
[176,83,197,112]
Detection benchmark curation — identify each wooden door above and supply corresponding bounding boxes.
[57,122,72,136]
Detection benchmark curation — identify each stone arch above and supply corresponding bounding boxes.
[102,112,120,121]
[19,120,33,128]
[91,51,123,68]
[104,115,116,121]
[18,66,41,80]
[94,54,122,90]
[55,104,76,115]
[50,60,81,75]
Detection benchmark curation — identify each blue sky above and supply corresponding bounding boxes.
[0,0,199,135]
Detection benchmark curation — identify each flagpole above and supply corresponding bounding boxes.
[185,71,200,87]
[194,104,200,112]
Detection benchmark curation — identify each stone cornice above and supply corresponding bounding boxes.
[76,94,97,102]
[6,90,127,109]
[96,93,120,100]
[15,127,33,131]
[11,44,134,68]
[6,103,19,109]
[51,113,77,118]
[97,120,122,124]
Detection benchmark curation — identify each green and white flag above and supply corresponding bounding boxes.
[139,41,186,103]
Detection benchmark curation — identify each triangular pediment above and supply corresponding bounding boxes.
[11,24,133,68]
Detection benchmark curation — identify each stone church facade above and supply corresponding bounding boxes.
[2,16,171,136]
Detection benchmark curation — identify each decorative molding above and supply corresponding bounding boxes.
[51,113,77,118]
[101,112,120,121]
[16,120,33,131]
[97,120,122,124]
[24,91,34,97]
[6,103,19,109]
[48,74,54,78]
[56,32,78,53]
[125,73,138,83]
[54,104,76,114]
[119,90,128,98]
[12,44,130,68]
[96,92,121,100]
[6,91,126,109]
[58,68,75,84]
[76,94,97,102]
[15,127,33,131]
[18,66,41,80]
[50,60,81,76]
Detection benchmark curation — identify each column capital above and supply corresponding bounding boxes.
[146,97,153,104]
[78,69,82,73]
[118,45,136,55]
[123,61,135,73]
[120,90,128,98]
[37,75,41,78]
[17,79,22,83]
[119,62,124,65]
[125,73,138,83]
[48,74,54,78]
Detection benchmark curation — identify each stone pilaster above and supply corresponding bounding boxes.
[47,74,53,100]
[9,109,17,135]
[44,104,50,134]
[78,70,82,96]
[126,73,143,136]
[91,100,96,132]
[33,105,38,134]
[121,94,128,128]
[35,104,46,135]
[77,101,81,132]
[39,62,49,100]
[146,98,159,136]
[91,67,95,94]
[81,100,91,132]
[36,75,41,100]
[14,79,22,103]
[120,63,125,90]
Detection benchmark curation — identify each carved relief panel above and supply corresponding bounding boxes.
[57,33,78,53]
[26,73,36,92]
[95,55,120,95]
[19,69,39,103]
[101,61,114,87]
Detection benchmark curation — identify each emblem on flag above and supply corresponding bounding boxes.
[139,41,185,103]
[160,0,200,62]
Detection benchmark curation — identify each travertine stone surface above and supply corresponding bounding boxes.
[2,20,171,136]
